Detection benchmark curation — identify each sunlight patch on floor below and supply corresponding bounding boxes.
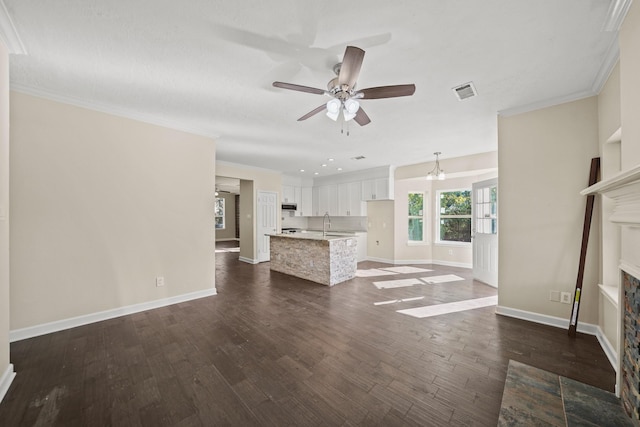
[396,295,498,318]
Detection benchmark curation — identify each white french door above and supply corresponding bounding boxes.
[257,191,278,263]
[472,178,498,287]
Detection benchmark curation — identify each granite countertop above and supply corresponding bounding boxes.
[268,232,356,241]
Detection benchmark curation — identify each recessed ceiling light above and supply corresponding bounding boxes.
[337,167,343,171]
[328,158,334,162]
[321,164,327,167]
[314,172,319,175]
[299,169,305,172]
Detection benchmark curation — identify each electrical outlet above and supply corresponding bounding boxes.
[549,291,560,302]
[560,292,572,304]
[448,249,453,255]
[156,276,165,287]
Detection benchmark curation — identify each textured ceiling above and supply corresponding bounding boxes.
[4,0,619,177]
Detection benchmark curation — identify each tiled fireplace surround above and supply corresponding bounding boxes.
[586,163,640,425]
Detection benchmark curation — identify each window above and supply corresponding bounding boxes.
[475,185,497,235]
[438,190,471,243]
[215,197,225,229]
[408,192,425,242]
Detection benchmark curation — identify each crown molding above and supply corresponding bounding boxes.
[602,0,633,32]
[498,89,596,117]
[0,0,26,54]
[591,37,620,94]
[11,83,219,140]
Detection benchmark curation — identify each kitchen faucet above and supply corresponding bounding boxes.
[323,213,331,237]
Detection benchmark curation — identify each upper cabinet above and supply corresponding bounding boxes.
[282,185,296,203]
[314,184,338,216]
[338,181,365,216]
[281,184,312,216]
[361,178,390,200]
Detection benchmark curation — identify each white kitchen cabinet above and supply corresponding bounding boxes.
[298,187,312,216]
[338,182,364,216]
[315,184,338,216]
[282,185,312,216]
[355,232,368,262]
[362,178,390,200]
[282,185,295,203]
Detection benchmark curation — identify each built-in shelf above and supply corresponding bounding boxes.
[581,163,640,226]
[606,127,622,144]
[599,284,619,307]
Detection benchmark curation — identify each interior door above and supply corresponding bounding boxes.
[472,178,498,287]
[257,191,278,262]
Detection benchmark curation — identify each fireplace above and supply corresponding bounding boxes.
[583,160,640,425]
[622,268,640,423]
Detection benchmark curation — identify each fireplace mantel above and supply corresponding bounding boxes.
[582,163,640,226]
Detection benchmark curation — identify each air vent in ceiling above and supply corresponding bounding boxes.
[453,82,477,100]
[351,155,366,160]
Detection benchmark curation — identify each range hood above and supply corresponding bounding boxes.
[281,203,297,210]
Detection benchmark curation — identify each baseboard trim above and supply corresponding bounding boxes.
[0,364,16,404]
[365,257,472,269]
[9,288,217,342]
[430,260,472,269]
[365,256,395,264]
[595,326,618,372]
[239,256,259,264]
[495,305,598,335]
[215,238,239,242]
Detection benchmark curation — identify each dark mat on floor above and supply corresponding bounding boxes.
[498,360,633,427]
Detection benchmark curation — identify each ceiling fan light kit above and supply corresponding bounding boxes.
[272,45,416,128]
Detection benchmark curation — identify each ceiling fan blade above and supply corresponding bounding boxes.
[359,84,416,99]
[273,81,325,95]
[354,107,371,126]
[338,46,365,88]
[298,104,327,121]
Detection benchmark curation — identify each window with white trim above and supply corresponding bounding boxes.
[438,190,471,243]
[215,197,225,229]
[408,192,425,242]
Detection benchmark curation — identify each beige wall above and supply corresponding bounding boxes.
[498,96,600,324]
[239,179,254,260]
[0,40,11,392]
[366,200,395,262]
[215,192,237,241]
[215,162,282,262]
[395,151,497,180]
[620,1,640,170]
[10,92,217,329]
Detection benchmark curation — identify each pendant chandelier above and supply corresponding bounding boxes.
[426,152,445,181]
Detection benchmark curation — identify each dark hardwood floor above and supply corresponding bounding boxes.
[0,243,615,426]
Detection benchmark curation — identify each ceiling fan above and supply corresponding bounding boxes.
[273,46,416,126]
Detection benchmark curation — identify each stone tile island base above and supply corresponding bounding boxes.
[269,234,357,286]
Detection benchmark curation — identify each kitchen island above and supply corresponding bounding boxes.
[269,232,357,286]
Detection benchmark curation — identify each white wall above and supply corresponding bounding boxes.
[497,96,600,324]
[10,92,217,330]
[0,39,13,401]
